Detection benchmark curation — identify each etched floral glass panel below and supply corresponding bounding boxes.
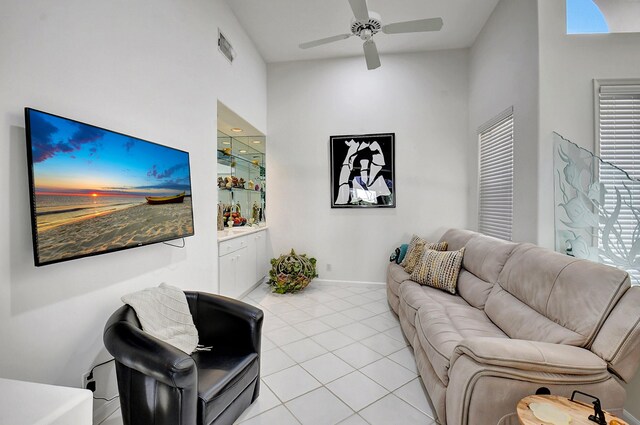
[554,132,640,283]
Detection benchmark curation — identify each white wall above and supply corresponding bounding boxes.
[0,0,266,413]
[467,0,539,243]
[537,0,640,249]
[536,0,640,416]
[267,51,470,284]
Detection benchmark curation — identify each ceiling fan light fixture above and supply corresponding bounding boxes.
[299,0,443,70]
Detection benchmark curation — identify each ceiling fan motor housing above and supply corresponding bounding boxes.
[350,12,382,40]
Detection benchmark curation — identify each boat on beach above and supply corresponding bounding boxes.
[145,192,186,205]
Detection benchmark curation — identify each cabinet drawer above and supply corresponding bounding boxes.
[219,236,248,257]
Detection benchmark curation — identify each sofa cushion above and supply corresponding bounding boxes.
[438,228,477,251]
[399,281,469,333]
[456,270,493,310]
[462,234,516,284]
[486,243,630,347]
[415,301,507,385]
[193,351,259,425]
[410,248,465,294]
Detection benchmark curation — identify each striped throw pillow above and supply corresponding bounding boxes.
[410,248,465,294]
[400,235,422,268]
[402,239,448,274]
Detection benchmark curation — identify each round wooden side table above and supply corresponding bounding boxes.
[517,395,628,425]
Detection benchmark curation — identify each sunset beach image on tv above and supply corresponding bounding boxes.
[25,108,194,266]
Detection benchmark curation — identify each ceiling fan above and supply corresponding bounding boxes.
[298,0,443,70]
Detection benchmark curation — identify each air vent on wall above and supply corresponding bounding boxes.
[218,30,236,63]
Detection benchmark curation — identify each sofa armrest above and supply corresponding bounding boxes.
[186,291,264,354]
[450,337,607,375]
[104,308,197,389]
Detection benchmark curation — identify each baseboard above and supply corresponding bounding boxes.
[624,409,640,425]
[313,278,385,287]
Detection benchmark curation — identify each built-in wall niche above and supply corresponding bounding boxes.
[217,102,266,229]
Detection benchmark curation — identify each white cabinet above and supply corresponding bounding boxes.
[218,229,269,298]
[254,231,268,279]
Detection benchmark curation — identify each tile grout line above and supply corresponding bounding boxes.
[243,283,434,425]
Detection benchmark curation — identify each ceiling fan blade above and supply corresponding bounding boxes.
[363,39,380,70]
[382,17,444,34]
[348,0,370,22]
[299,34,352,49]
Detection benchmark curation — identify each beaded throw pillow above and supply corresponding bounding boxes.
[402,240,449,274]
[410,247,465,294]
[399,235,422,268]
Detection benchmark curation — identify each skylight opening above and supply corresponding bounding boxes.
[566,0,609,34]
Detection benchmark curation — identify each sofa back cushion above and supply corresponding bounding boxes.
[485,243,630,347]
[439,229,517,308]
[439,228,476,251]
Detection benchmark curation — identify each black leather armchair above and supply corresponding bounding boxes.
[103,291,263,425]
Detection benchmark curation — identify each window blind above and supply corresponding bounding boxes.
[478,109,514,241]
[597,83,640,282]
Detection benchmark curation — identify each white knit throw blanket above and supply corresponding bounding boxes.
[121,283,201,354]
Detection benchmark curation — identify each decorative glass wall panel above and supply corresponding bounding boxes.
[554,132,640,283]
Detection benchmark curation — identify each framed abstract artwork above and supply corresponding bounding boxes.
[330,133,395,208]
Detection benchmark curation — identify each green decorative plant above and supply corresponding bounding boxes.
[269,249,318,294]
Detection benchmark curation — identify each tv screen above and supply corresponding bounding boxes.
[24,108,195,266]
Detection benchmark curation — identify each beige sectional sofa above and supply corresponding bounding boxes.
[387,228,640,425]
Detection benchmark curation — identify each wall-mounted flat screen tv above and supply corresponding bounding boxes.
[25,108,195,266]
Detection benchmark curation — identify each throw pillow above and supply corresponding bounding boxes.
[399,235,422,268]
[402,239,427,274]
[389,247,400,263]
[402,238,449,274]
[121,283,199,354]
[396,244,409,264]
[410,247,465,294]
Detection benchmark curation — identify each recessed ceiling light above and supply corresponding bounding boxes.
[239,149,247,153]
[222,141,231,145]
[230,127,242,132]
[252,140,262,144]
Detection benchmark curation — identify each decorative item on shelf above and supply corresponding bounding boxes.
[248,179,254,190]
[252,201,260,223]
[223,147,232,156]
[251,160,260,166]
[230,160,236,167]
[268,249,318,294]
[217,177,226,188]
[220,202,246,226]
[237,177,246,189]
[255,184,260,191]
[217,203,225,231]
[231,176,239,188]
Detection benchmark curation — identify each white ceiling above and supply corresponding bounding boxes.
[226,0,500,63]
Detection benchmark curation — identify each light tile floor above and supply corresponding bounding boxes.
[101,282,437,425]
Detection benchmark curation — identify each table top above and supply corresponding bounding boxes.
[517,395,627,425]
[0,378,92,425]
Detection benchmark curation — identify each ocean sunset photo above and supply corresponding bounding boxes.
[26,109,194,265]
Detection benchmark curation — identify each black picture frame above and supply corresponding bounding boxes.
[330,133,395,208]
